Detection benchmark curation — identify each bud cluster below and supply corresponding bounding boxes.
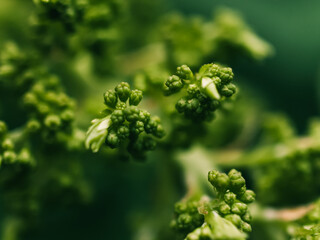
[171,200,204,236]
[86,82,165,159]
[171,169,255,239]
[164,64,236,121]
[0,121,33,167]
[208,169,255,233]
[23,76,75,143]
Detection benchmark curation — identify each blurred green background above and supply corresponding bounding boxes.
[169,0,320,132]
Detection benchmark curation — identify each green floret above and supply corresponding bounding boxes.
[110,110,125,125]
[104,90,118,108]
[144,116,166,138]
[176,65,194,80]
[164,63,236,121]
[130,121,145,135]
[129,89,143,106]
[207,169,254,234]
[172,169,255,239]
[115,82,131,102]
[85,82,165,160]
[124,106,141,122]
[106,131,120,148]
[117,126,130,140]
[171,200,204,236]
[165,75,184,95]
[21,75,76,144]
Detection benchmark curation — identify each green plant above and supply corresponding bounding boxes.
[0,1,318,240]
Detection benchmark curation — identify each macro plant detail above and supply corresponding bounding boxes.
[0,0,319,240]
[171,169,255,240]
[85,82,165,159]
[164,63,236,121]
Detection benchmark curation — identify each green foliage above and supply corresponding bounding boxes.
[157,8,273,68]
[288,200,320,239]
[2,0,318,240]
[255,146,320,206]
[209,8,274,61]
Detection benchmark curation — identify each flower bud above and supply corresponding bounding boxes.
[115,82,131,102]
[129,89,143,106]
[104,90,118,108]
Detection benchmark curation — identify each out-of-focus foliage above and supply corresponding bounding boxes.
[156,8,273,69]
[288,200,320,239]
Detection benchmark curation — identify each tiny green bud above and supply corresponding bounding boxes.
[153,124,165,138]
[2,139,14,150]
[231,203,247,215]
[3,151,16,163]
[23,92,37,107]
[216,173,230,191]
[221,85,235,97]
[228,169,246,192]
[176,97,187,113]
[60,110,74,122]
[208,170,229,192]
[224,192,237,205]
[129,89,143,106]
[115,82,131,102]
[27,119,41,132]
[138,110,151,123]
[219,202,231,215]
[242,212,251,223]
[106,131,120,148]
[178,213,192,225]
[115,102,127,110]
[38,104,50,115]
[124,106,140,122]
[208,169,219,184]
[176,65,193,80]
[187,98,200,111]
[44,115,61,130]
[117,126,130,140]
[131,121,144,135]
[224,214,242,228]
[175,202,187,213]
[110,110,125,125]
[104,90,118,108]
[187,84,199,97]
[17,148,32,164]
[219,67,234,84]
[0,64,15,77]
[165,75,184,95]
[240,221,252,232]
[240,190,256,204]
